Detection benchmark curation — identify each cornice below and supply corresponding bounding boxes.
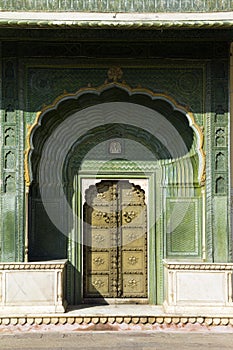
[1,12,233,29]
[163,260,233,271]
[0,260,68,270]
[1,0,233,13]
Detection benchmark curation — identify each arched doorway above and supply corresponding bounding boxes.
[83,180,147,302]
[25,83,204,305]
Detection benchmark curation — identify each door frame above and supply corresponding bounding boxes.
[72,166,162,305]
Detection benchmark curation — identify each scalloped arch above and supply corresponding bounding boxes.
[25,82,205,186]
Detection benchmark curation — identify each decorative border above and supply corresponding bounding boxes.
[1,0,233,13]
[0,260,67,270]
[24,82,205,187]
[79,160,160,172]
[3,20,233,30]
[163,260,233,270]
[0,315,232,328]
[1,12,233,29]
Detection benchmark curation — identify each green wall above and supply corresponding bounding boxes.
[0,36,231,304]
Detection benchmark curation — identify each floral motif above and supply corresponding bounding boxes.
[107,66,123,82]
[128,255,138,265]
[93,256,105,266]
[126,232,138,242]
[127,279,138,288]
[94,233,105,244]
[97,192,106,199]
[93,211,117,224]
[93,279,105,288]
[93,211,103,220]
[123,211,136,223]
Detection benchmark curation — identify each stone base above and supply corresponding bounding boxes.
[0,309,233,331]
[163,260,233,316]
[0,260,67,315]
[0,303,67,316]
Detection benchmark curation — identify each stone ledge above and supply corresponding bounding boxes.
[1,12,233,29]
[0,260,67,270]
[0,315,233,331]
[163,261,233,270]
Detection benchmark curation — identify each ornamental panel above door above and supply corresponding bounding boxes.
[83,180,147,300]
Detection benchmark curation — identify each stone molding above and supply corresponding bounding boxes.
[0,260,67,270]
[0,12,233,29]
[0,315,233,330]
[163,261,233,270]
[0,0,233,13]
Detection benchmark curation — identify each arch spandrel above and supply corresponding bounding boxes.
[24,82,205,187]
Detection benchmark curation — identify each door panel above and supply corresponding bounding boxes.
[83,180,147,300]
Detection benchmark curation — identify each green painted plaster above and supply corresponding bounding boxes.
[213,196,229,262]
[166,198,201,258]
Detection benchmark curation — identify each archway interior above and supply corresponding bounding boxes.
[64,122,172,186]
[28,87,197,291]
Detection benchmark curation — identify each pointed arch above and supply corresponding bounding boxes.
[24,82,205,186]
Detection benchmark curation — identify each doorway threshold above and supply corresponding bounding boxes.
[66,304,164,316]
[0,305,232,331]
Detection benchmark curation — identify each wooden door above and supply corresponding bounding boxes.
[83,180,147,300]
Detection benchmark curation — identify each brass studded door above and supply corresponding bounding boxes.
[83,180,147,300]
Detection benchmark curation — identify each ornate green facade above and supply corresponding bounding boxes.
[0,16,231,306]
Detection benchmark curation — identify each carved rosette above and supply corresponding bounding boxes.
[107,66,123,83]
